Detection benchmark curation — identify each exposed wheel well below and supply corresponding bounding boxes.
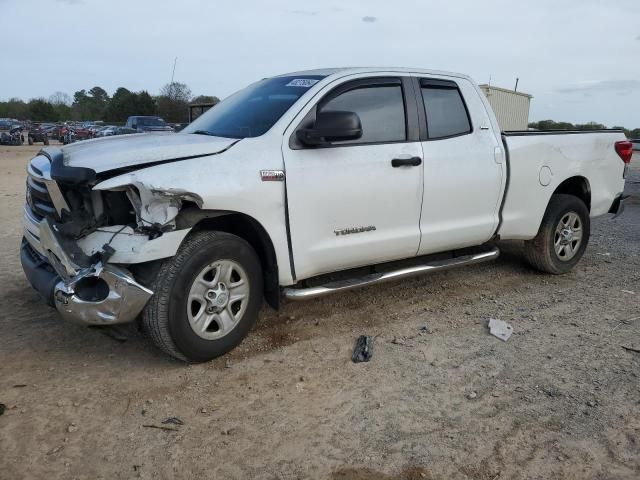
[178,208,280,310]
[553,176,591,211]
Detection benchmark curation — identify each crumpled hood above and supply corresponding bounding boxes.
[61,132,239,173]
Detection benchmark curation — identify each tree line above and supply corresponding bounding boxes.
[529,120,640,139]
[2,87,638,137]
[0,82,219,124]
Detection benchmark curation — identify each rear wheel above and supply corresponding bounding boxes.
[524,194,590,274]
[142,231,263,362]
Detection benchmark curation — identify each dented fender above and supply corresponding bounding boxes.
[77,226,191,264]
[94,175,203,228]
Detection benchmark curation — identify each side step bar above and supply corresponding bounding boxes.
[283,246,500,300]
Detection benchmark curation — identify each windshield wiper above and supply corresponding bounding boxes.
[192,130,215,136]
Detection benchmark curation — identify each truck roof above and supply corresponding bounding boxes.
[277,67,473,82]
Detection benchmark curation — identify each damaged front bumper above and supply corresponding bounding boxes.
[21,217,153,325]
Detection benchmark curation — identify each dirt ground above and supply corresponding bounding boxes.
[0,144,638,480]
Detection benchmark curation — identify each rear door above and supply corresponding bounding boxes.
[283,76,424,280]
[415,76,505,255]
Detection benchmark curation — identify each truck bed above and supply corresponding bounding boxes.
[498,130,627,240]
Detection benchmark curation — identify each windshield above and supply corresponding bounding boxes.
[182,75,325,139]
[138,117,166,126]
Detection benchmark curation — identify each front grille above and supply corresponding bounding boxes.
[26,176,57,220]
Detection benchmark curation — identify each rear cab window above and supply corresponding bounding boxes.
[419,79,472,139]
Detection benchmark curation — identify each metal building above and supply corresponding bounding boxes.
[479,84,532,131]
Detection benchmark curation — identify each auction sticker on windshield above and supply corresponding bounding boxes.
[286,79,320,88]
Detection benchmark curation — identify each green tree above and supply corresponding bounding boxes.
[157,82,192,122]
[575,122,606,130]
[529,120,575,130]
[0,98,29,119]
[71,89,89,120]
[104,87,134,122]
[104,88,157,122]
[132,91,156,117]
[71,86,110,120]
[28,98,59,121]
[191,95,220,106]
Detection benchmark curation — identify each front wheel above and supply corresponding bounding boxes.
[142,231,263,362]
[524,194,590,274]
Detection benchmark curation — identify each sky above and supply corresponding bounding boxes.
[2,0,639,127]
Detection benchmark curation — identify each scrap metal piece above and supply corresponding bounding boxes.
[125,184,203,229]
[352,335,373,363]
[488,318,513,342]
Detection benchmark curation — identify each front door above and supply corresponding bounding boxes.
[283,76,424,280]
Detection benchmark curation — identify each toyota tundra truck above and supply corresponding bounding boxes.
[20,68,631,362]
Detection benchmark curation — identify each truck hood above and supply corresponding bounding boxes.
[61,133,239,173]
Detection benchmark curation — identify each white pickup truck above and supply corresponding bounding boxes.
[21,68,632,362]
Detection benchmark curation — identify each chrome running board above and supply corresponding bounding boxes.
[283,247,500,300]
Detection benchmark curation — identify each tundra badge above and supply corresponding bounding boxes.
[334,226,376,236]
[260,170,285,182]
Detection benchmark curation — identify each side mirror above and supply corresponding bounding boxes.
[297,110,362,146]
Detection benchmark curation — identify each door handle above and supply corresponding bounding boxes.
[391,156,422,167]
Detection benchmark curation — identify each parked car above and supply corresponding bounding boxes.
[632,139,640,151]
[125,116,174,133]
[46,124,64,141]
[96,125,118,137]
[20,68,630,362]
[113,126,138,136]
[0,119,19,132]
[169,122,189,132]
[59,125,93,144]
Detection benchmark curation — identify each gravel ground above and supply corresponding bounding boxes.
[0,145,638,480]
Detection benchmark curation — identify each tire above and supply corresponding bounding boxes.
[142,231,263,362]
[524,194,590,274]
[44,137,50,146]
[28,136,34,145]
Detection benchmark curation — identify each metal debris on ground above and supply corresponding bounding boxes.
[162,417,185,425]
[543,386,561,398]
[352,335,373,363]
[621,345,640,354]
[143,424,179,432]
[488,318,513,342]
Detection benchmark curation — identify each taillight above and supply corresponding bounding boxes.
[615,141,633,164]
